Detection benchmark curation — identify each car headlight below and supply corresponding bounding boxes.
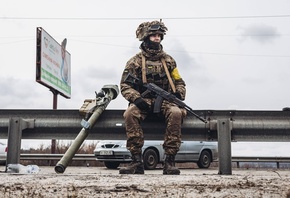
[121,143,127,148]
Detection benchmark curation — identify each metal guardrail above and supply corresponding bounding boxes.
[1,109,290,141]
[20,154,96,161]
[1,109,290,175]
[231,156,290,163]
[231,156,290,169]
[19,154,290,169]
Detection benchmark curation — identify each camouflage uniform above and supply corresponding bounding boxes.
[120,21,187,156]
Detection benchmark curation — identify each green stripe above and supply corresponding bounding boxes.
[41,68,71,95]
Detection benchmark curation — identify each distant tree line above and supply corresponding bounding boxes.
[20,141,103,167]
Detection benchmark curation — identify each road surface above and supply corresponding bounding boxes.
[0,166,290,197]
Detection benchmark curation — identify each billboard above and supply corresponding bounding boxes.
[36,27,71,98]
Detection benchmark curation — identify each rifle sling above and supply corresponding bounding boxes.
[141,54,147,84]
[161,58,176,93]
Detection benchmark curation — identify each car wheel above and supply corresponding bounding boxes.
[104,161,120,169]
[143,149,158,170]
[197,150,212,168]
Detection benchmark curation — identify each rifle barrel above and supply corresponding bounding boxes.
[185,107,207,123]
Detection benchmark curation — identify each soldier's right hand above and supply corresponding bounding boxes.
[133,97,150,111]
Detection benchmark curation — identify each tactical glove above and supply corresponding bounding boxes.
[173,92,182,100]
[134,97,150,111]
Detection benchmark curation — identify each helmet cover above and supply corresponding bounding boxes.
[136,20,168,41]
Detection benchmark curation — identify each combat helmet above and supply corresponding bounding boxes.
[136,20,168,41]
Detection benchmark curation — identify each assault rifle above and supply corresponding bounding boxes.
[125,73,206,123]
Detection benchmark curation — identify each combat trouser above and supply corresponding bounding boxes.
[123,101,186,156]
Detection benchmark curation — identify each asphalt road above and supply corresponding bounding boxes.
[1,166,290,197]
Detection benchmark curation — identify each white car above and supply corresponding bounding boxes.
[0,142,7,165]
[94,140,218,170]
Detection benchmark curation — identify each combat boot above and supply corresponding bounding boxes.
[163,155,180,175]
[119,154,144,174]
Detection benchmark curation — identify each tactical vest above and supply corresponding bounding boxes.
[138,55,176,98]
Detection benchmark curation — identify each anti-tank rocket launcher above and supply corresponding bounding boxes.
[54,84,119,174]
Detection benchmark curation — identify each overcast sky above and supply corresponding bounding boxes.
[1,0,290,156]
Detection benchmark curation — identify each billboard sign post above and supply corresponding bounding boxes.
[36,27,71,154]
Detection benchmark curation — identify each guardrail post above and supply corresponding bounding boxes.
[6,117,34,171]
[217,119,232,175]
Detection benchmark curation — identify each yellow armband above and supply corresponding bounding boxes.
[171,68,182,80]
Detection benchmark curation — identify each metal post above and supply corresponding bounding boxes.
[51,89,58,156]
[7,118,22,165]
[6,118,34,171]
[217,119,232,175]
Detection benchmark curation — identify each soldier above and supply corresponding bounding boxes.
[119,20,187,175]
